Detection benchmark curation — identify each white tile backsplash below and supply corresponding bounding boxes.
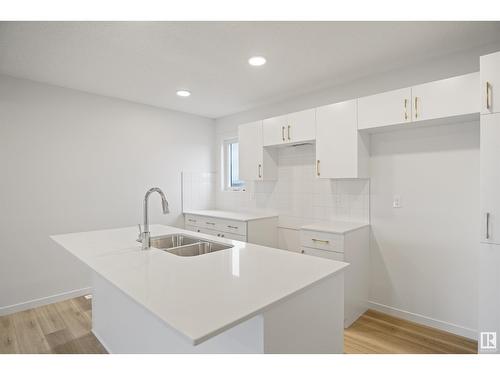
[215,144,370,227]
[182,171,216,211]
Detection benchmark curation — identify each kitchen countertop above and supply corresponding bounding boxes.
[51,224,347,345]
[301,221,370,234]
[183,209,278,222]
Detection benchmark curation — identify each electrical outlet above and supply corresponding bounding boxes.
[393,195,401,208]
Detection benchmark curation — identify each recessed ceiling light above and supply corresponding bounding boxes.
[176,90,191,97]
[248,56,266,67]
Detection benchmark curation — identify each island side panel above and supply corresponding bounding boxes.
[344,226,370,328]
[91,272,264,353]
[263,272,344,354]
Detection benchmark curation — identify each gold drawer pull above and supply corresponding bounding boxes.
[312,238,330,244]
[227,225,238,229]
[316,160,320,176]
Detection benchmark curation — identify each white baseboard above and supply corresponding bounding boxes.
[91,329,111,354]
[367,301,477,340]
[0,287,92,316]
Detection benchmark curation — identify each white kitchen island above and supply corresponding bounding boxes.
[51,224,347,354]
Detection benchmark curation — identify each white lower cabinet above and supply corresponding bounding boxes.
[300,226,369,328]
[184,213,278,247]
[301,247,344,261]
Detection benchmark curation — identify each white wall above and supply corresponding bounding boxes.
[0,74,215,313]
[369,122,479,338]
[214,44,496,337]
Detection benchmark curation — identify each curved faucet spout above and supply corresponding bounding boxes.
[141,187,170,250]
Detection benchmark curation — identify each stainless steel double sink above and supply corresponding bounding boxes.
[149,233,233,257]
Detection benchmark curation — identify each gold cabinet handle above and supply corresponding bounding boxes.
[258,163,262,178]
[281,126,285,141]
[312,238,330,244]
[414,97,419,119]
[486,81,492,110]
[287,125,291,141]
[404,98,408,120]
[316,160,320,176]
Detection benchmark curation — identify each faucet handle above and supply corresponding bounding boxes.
[137,224,143,242]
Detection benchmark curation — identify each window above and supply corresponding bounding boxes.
[224,138,245,191]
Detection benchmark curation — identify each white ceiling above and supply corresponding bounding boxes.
[1,21,500,118]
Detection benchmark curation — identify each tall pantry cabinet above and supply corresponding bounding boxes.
[479,51,500,354]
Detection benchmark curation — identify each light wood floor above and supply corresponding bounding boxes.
[0,297,477,354]
[344,309,477,354]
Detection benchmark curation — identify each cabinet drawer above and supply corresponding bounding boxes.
[185,215,247,236]
[300,230,344,252]
[185,214,204,227]
[301,247,344,261]
[188,226,246,242]
[216,218,247,236]
[185,214,222,231]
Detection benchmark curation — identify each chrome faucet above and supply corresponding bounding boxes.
[138,187,169,250]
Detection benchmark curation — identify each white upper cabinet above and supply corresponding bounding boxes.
[287,109,316,143]
[239,121,263,181]
[263,109,315,146]
[358,73,479,131]
[357,88,412,130]
[411,72,479,122]
[263,114,288,146]
[238,121,277,181]
[481,51,500,115]
[316,100,369,179]
[480,113,500,245]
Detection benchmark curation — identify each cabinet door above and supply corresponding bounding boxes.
[478,242,500,353]
[481,51,500,115]
[411,73,479,122]
[287,109,316,143]
[301,247,344,261]
[263,114,287,146]
[238,121,263,181]
[316,100,362,178]
[358,88,412,130]
[481,113,500,245]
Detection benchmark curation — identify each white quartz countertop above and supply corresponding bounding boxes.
[51,224,347,345]
[183,209,278,222]
[301,221,370,234]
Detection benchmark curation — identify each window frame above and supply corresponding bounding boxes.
[223,138,245,192]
